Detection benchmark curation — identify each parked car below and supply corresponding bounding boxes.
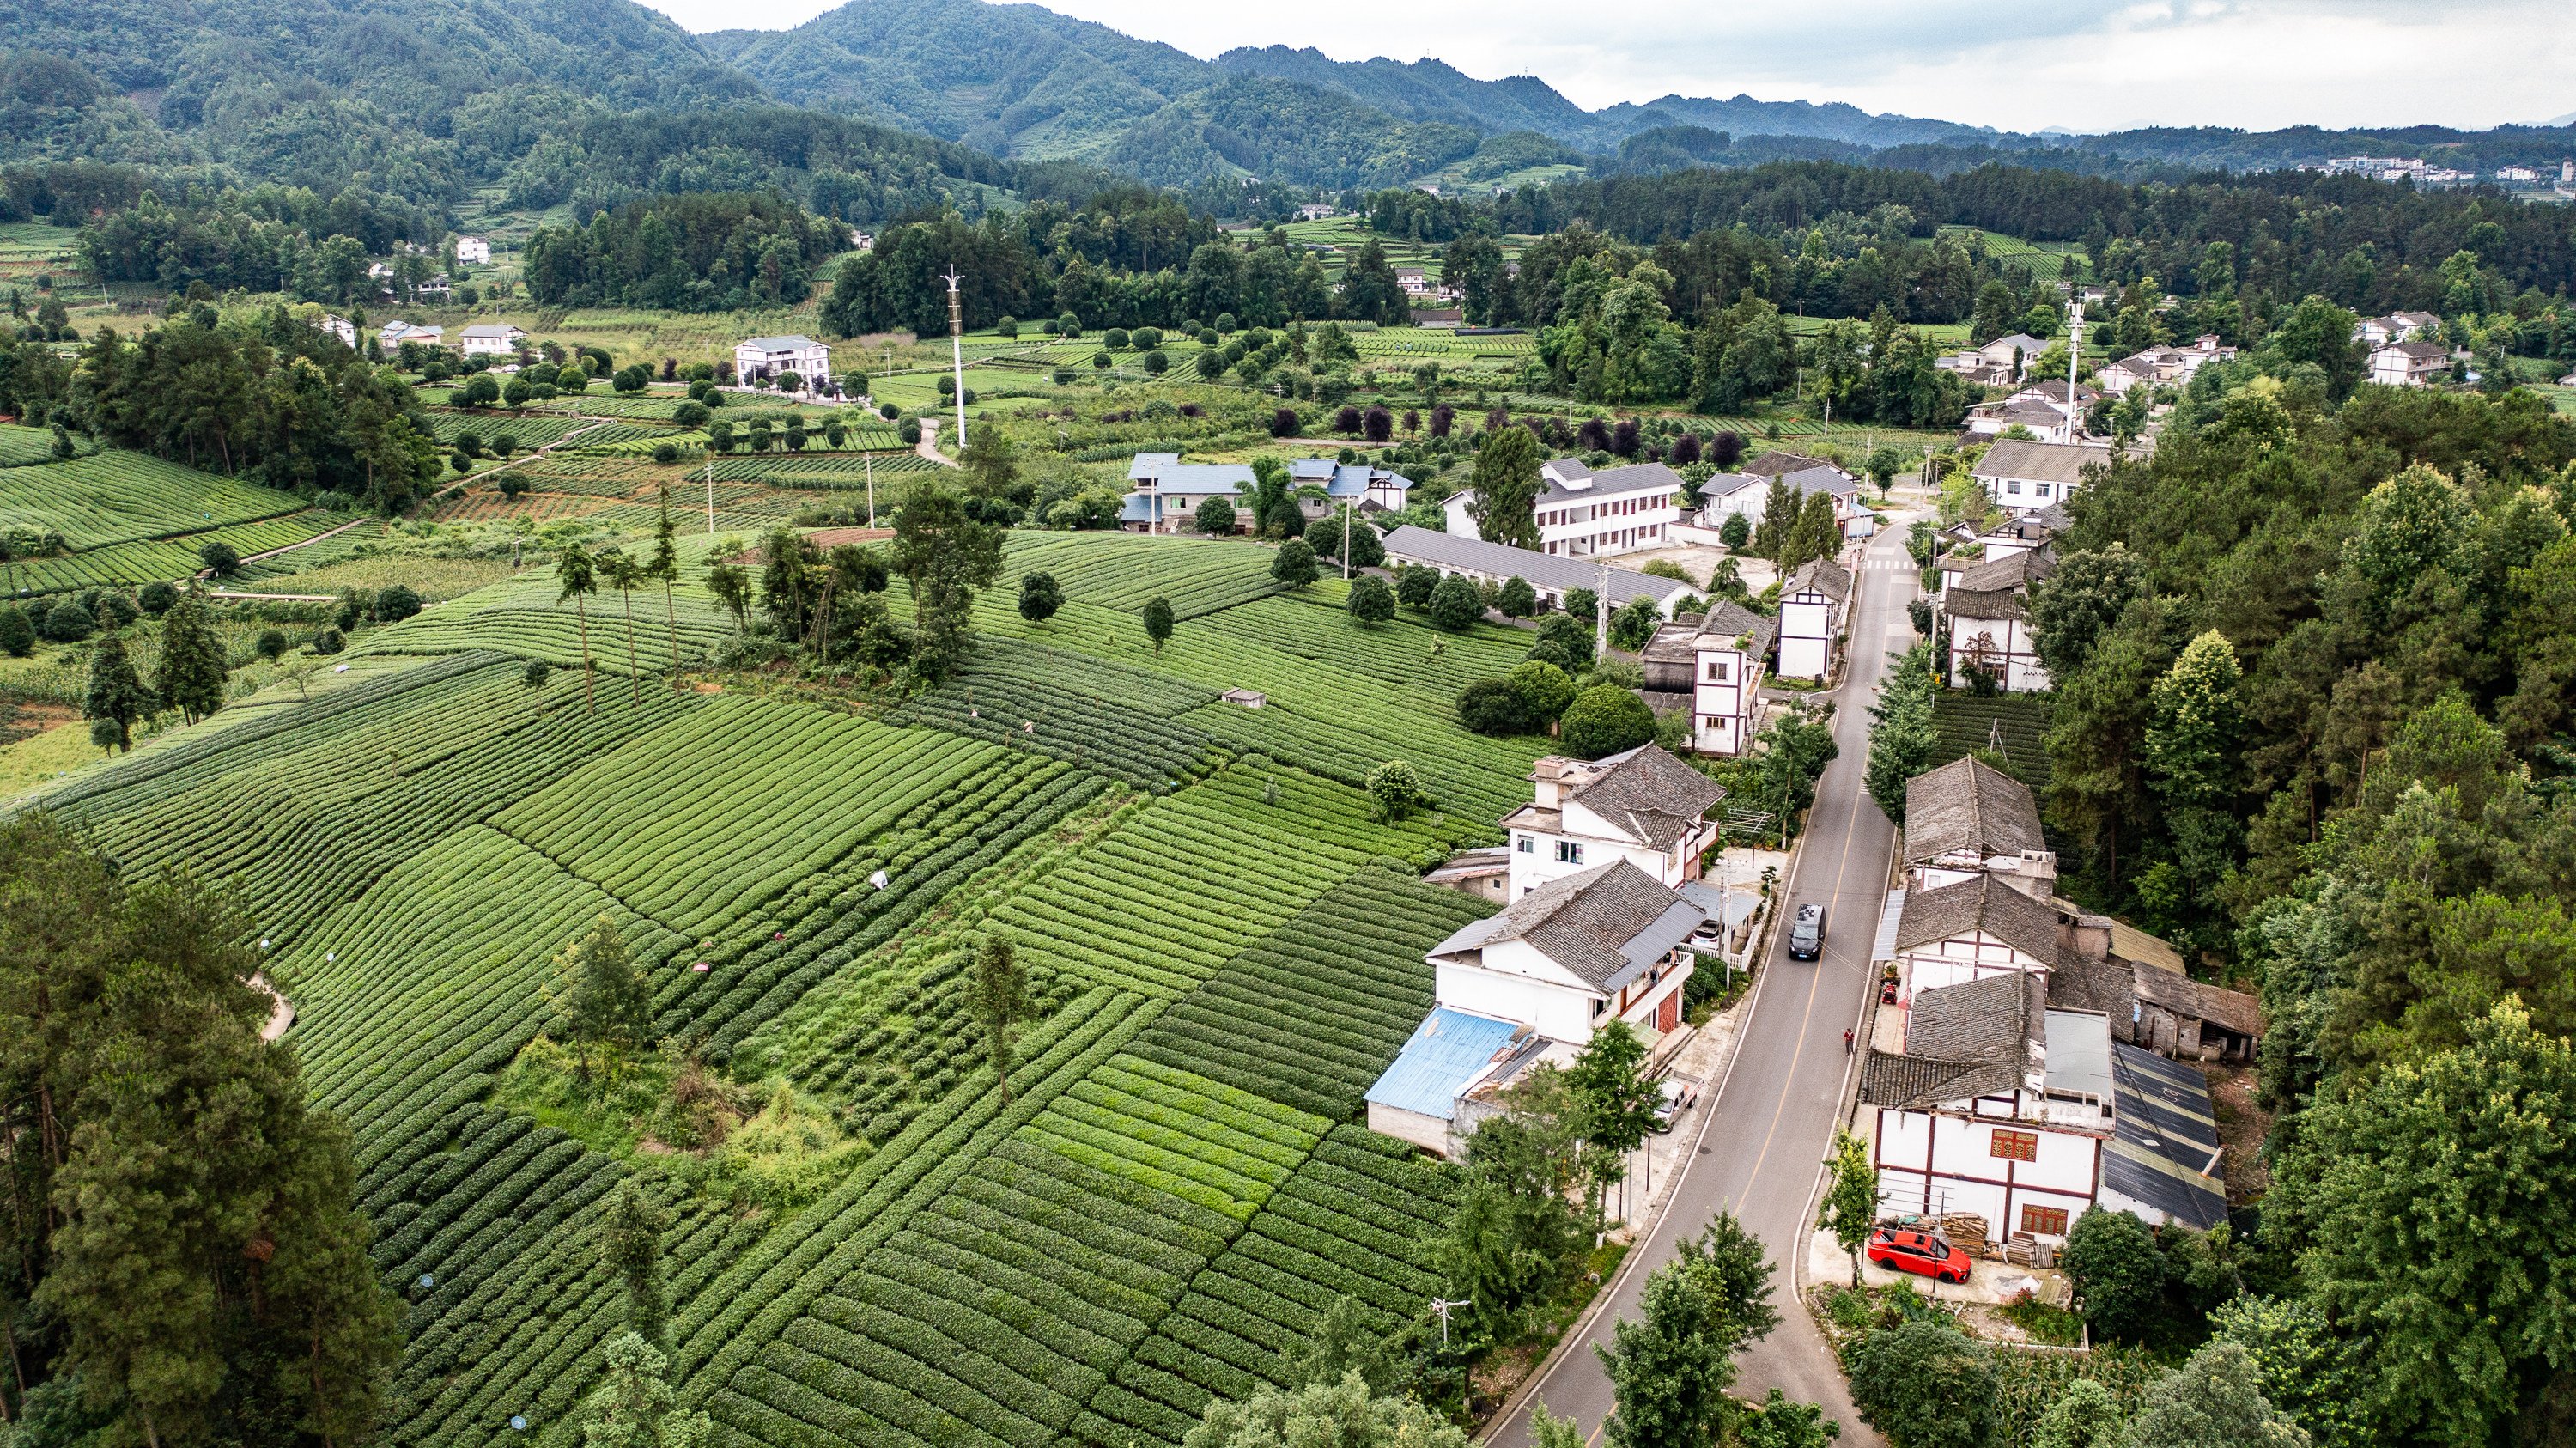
[1867,1227,1971,1284]
[1787,903,1826,960]
[1649,1078,1698,1133]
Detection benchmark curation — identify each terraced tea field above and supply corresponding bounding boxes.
[19,521,1551,1448]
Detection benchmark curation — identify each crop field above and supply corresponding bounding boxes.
[0,423,54,466]
[0,451,312,548]
[16,512,1561,1448]
[3,508,353,595]
[1929,691,2054,791]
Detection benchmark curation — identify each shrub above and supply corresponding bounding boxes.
[672,400,710,429]
[138,581,176,615]
[255,629,289,661]
[498,475,530,498]
[1143,350,1169,375]
[373,585,423,623]
[1428,575,1484,631]
[1535,611,1594,670]
[899,420,922,445]
[1498,575,1536,618]
[1346,575,1394,624]
[2061,1209,2168,1343]
[311,626,344,654]
[1395,565,1438,611]
[1270,538,1318,587]
[0,605,33,656]
[1131,326,1163,350]
[996,316,1018,338]
[1104,328,1131,350]
[1457,680,1534,735]
[1194,496,1239,535]
[1272,407,1299,437]
[198,540,241,575]
[1334,406,1362,435]
[1720,513,1752,549]
[652,442,680,465]
[41,600,94,642]
[1365,760,1431,822]
[1845,1320,1998,1448]
[1560,684,1655,757]
[94,593,137,630]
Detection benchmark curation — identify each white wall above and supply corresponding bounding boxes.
[1436,952,1599,1043]
[1366,1102,1455,1159]
[1506,830,1686,897]
[1874,1106,2100,1242]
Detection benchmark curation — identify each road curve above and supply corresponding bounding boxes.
[1488,520,1919,1446]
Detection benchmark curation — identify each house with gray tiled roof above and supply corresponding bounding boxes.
[1379,526,1692,616]
[1903,758,2050,893]
[1499,745,1725,898]
[1122,454,1414,532]
[1971,438,2111,515]
[1421,859,1705,1047]
[1861,968,2230,1245]
[1641,601,1777,757]
[1777,557,1852,680]
[1443,459,1686,561]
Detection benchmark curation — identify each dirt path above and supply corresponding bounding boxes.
[914,417,958,467]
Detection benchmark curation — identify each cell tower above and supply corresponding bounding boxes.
[943,268,968,450]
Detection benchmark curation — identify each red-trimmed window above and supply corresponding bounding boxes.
[1990,1129,2038,1162]
[2021,1205,2069,1236]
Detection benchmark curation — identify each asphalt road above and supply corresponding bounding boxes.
[1489,523,1918,1446]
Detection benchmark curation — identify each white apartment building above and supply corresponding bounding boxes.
[459,324,528,357]
[1971,439,2111,514]
[1443,459,1685,561]
[732,335,833,389]
[454,236,492,265]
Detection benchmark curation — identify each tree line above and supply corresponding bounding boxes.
[520,192,847,313]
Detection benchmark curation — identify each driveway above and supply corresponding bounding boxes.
[1487,522,1921,1445]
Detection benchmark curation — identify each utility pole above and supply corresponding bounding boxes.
[1594,557,1609,661]
[942,268,969,451]
[1342,502,1352,581]
[2066,296,2086,442]
[704,454,714,535]
[864,450,876,526]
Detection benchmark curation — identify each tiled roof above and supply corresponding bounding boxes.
[1905,757,2044,866]
[2131,964,2263,1037]
[1944,587,2027,622]
[2046,954,2136,1019]
[1894,873,2059,966]
[1560,744,1724,849]
[1641,599,1777,665]
[1425,860,1704,992]
[1783,557,1852,603]
[1973,440,2111,486]
[1954,549,2052,593]
[1381,526,1692,609]
[1739,450,1832,478]
[1538,459,1688,503]
[1861,972,2044,1108]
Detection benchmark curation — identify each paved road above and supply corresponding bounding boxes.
[1490,523,1918,1446]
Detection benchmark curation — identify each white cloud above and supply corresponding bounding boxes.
[636,0,2576,134]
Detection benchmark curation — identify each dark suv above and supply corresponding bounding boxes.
[1787,903,1826,960]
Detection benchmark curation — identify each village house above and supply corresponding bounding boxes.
[1443,459,1686,560]
[732,335,833,390]
[2353,311,2441,347]
[313,313,357,349]
[1776,557,1851,680]
[1119,454,1413,532]
[1379,526,1694,617]
[1860,974,2228,1247]
[1942,550,2053,691]
[1501,745,1725,897]
[1297,203,1338,221]
[1641,600,1777,757]
[2092,336,2238,396]
[453,236,492,265]
[459,323,528,357]
[1902,758,2053,896]
[1971,438,2111,514]
[1698,458,1862,531]
[1368,861,1708,1157]
[377,320,441,350]
[1963,397,2078,443]
[2368,339,2451,387]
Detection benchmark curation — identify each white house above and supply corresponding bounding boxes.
[1943,551,2052,692]
[2092,336,2237,396]
[1963,397,2078,443]
[1120,454,1414,532]
[1500,745,1726,898]
[733,335,833,390]
[2369,340,2451,387]
[1698,460,1862,529]
[1776,557,1851,680]
[313,313,357,349]
[453,236,492,265]
[1971,439,2110,514]
[848,229,877,253]
[1380,526,1695,617]
[1902,758,2053,897]
[1977,332,2048,380]
[459,323,528,357]
[377,320,441,350]
[1641,601,1777,757]
[1297,203,1339,221]
[1443,459,1686,561]
[2354,311,2440,347]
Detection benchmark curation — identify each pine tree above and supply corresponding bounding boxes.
[601,1178,669,1348]
[1466,425,1543,550]
[970,934,1029,1100]
[150,590,228,724]
[83,631,153,751]
[1864,644,1939,821]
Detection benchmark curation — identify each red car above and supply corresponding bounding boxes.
[1866,1228,1971,1284]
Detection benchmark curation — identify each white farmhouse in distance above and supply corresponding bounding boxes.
[453,236,492,265]
[459,323,528,357]
[2368,340,2451,387]
[734,335,832,390]
[313,313,357,349]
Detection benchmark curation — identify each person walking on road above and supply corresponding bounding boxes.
[1843,1027,1855,1055]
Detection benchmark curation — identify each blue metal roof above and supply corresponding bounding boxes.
[1127,454,1255,492]
[1364,1008,1524,1121]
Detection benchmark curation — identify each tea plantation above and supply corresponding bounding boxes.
[27,530,1546,1448]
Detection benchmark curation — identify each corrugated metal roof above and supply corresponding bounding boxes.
[2043,1009,2113,1100]
[1364,1008,1526,1120]
[2104,1043,2227,1230]
[1871,888,1907,962]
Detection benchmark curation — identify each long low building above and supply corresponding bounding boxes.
[1379,525,1695,616]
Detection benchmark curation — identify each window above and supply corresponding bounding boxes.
[1705,660,1730,682]
[2020,1205,2069,1237]
[1990,1129,2039,1162]
[1590,997,1607,1019]
[2005,480,2024,495]
[1556,841,1583,864]
[1516,835,1534,854]
[2035,483,2053,498]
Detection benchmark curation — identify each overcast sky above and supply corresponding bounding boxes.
[639,0,2576,134]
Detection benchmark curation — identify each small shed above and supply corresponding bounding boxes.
[1365,1008,1528,1158]
[1220,688,1266,709]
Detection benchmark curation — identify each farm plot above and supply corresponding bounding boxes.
[1133,865,1488,1121]
[38,654,688,946]
[3,508,354,595]
[698,453,947,487]
[348,566,736,672]
[720,1054,1327,1448]
[887,636,1223,788]
[965,594,1550,825]
[988,761,1468,1000]
[423,412,606,448]
[1929,691,2053,793]
[1204,592,1535,697]
[0,451,311,548]
[493,697,1021,940]
[1072,1126,1457,1448]
[0,423,53,466]
[1002,532,1282,618]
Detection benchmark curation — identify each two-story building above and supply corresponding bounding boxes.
[1903,757,2053,895]
[1366,861,1710,1157]
[2368,340,2451,387]
[732,335,833,389]
[2092,336,2238,396]
[1443,459,1686,560]
[1971,439,2110,514]
[1698,459,1862,530]
[1641,601,1777,757]
[1943,550,2052,692]
[2354,311,2440,347]
[453,235,493,265]
[1378,526,1694,617]
[1501,745,1726,897]
[313,313,358,349]
[377,320,442,350]
[1121,454,1416,532]
[459,323,528,357]
[1777,557,1852,680]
